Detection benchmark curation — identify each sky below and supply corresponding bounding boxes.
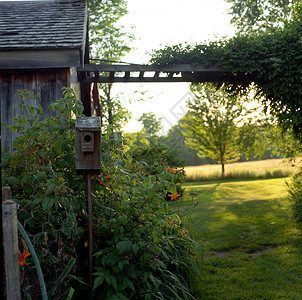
[115,0,236,134]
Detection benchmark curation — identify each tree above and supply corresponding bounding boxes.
[87,0,135,135]
[125,113,184,167]
[150,3,302,141]
[225,0,298,33]
[99,85,131,135]
[87,0,133,61]
[182,84,247,175]
[238,117,301,160]
[138,112,163,143]
[164,122,214,166]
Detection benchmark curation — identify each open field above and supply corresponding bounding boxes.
[184,158,302,182]
[170,178,302,299]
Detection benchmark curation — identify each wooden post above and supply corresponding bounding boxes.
[87,173,93,286]
[2,187,21,300]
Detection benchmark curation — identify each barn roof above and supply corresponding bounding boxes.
[0,0,87,51]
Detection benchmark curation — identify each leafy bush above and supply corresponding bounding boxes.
[128,140,185,168]
[2,89,85,298]
[76,140,196,299]
[1,89,201,299]
[287,168,302,222]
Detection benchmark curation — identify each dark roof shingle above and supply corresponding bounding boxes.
[0,0,87,50]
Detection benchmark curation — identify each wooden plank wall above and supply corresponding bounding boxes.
[1,68,79,151]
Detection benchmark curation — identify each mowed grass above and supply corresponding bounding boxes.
[170,178,302,299]
[184,158,301,182]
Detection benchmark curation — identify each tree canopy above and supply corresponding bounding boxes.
[150,3,302,141]
[163,122,209,166]
[225,0,299,33]
[181,84,263,175]
[87,0,135,135]
[87,0,134,61]
[138,112,163,142]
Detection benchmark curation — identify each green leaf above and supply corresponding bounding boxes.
[132,243,139,256]
[5,176,20,186]
[42,198,54,211]
[116,240,132,255]
[106,252,118,267]
[66,287,75,300]
[119,276,135,292]
[54,142,63,155]
[93,276,104,289]
[49,257,76,298]
[118,259,129,271]
[110,275,117,291]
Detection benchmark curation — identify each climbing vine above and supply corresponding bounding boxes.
[150,3,302,140]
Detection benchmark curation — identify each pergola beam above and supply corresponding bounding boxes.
[77,63,255,84]
[78,63,224,73]
[78,63,256,116]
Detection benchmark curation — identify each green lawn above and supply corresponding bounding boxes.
[171,178,302,299]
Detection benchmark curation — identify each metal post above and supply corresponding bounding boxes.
[87,173,93,286]
[2,186,21,300]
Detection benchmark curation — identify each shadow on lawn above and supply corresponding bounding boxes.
[177,179,302,258]
[191,196,299,251]
[177,180,302,299]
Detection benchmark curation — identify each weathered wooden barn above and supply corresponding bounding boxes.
[0,0,89,151]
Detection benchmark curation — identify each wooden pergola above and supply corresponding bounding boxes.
[78,63,255,83]
[77,63,255,116]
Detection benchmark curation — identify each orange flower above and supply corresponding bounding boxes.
[106,175,112,179]
[97,178,104,185]
[19,250,31,267]
[19,238,31,267]
[167,167,175,173]
[168,192,180,201]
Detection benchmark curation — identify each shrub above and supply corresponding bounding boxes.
[287,168,302,222]
[2,89,85,298]
[75,139,198,299]
[129,142,185,168]
[1,89,201,299]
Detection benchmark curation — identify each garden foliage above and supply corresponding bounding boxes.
[150,2,302,141]
[1,89,200,299]
[126,112,185,171]
[225,0,298,33]
[287,166,302,222]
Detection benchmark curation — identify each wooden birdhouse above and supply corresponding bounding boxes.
[75,117,101,175]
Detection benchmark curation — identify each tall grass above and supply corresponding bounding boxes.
[184,158,301,182]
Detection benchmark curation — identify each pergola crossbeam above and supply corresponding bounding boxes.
[77,63,254,84]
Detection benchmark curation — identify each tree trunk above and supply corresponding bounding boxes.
[221,163,225,177]
[106,83,113,136]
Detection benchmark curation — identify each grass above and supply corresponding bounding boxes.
[184,158,301,182]
[170,178,302,299]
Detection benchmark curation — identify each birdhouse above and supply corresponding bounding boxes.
[75,117,101,174]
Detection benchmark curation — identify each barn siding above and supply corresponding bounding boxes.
[1,74,12,150]
[1,68,79,152]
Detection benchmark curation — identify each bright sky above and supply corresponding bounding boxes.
[116,0,236,134]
